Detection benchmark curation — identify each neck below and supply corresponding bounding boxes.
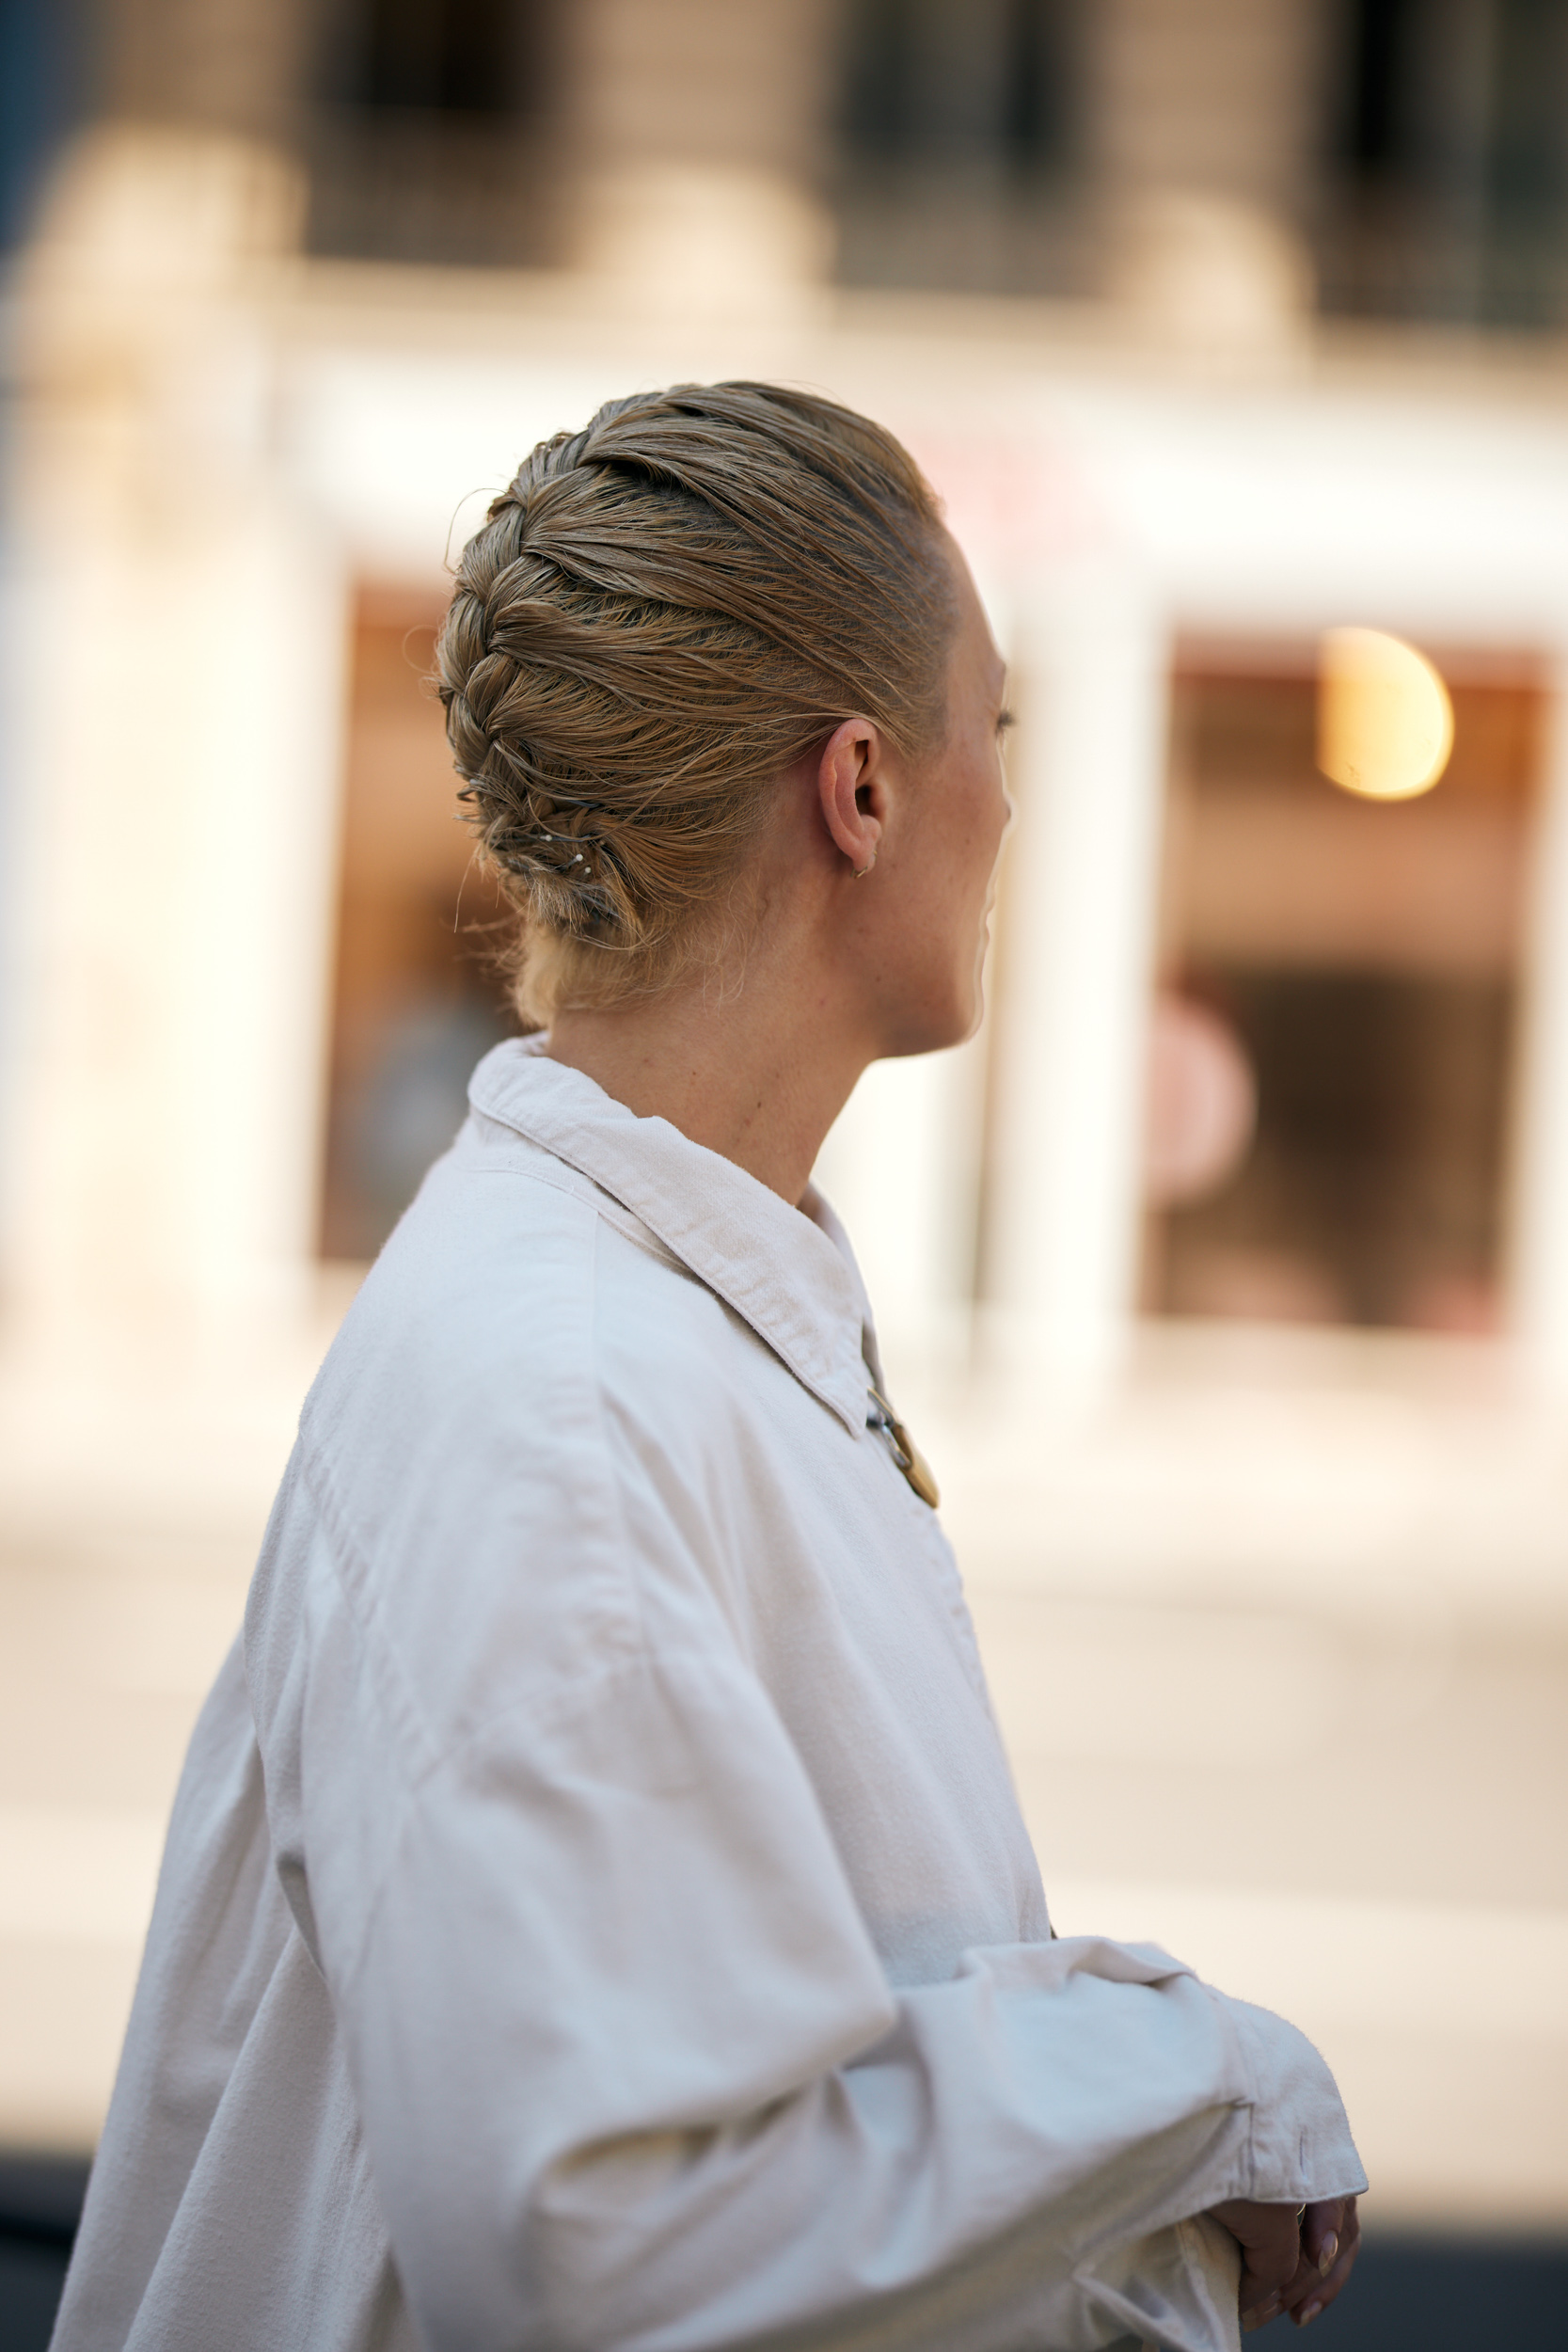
[544,932,874,1206]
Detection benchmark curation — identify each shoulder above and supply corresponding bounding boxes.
[251,1113,800,1778]
[303,1112,623,1486]
[294,1108,772,1580]
[265,1120,651,1756]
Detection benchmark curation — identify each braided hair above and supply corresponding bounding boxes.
[436,381,952,1022]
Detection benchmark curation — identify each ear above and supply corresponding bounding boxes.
[816,718,886,876]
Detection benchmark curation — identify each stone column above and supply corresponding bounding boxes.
[984,564,1171,1383]
[814,1038,990,1387]
[94,0,314,144]
[1506,659,1568,1385]
[559,0,836,306]
[3,128,345,1335]
[1085,0,1325,342]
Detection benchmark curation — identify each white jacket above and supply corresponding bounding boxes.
[54,1038,1364,2352]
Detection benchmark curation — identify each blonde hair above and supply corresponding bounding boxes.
[436,381,952,1023]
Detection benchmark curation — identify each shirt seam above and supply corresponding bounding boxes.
[586,1208,657,1672]
[1205,1980,1264,2201]
[297,1442,445,1785]
[297,1329,646,1775]
[299,1434,646,1996]
[292,1202,647,1990]
[333,1639,779,2009]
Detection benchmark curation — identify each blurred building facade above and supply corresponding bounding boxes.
[15,0,1568,1367]
[2,0,1568,2243]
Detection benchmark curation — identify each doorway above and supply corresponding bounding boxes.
[1145,644,1544,1331]
[319,582,518,1263]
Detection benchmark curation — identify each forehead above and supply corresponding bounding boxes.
[940,533,1005,694]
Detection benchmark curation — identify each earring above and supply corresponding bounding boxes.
[852,853,876,880]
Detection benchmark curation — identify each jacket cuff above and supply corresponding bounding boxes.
[1224,1994,1369,2203]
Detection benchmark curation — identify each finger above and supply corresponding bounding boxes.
[1240,2241,1302,2322]
[1287,2244,1315,2285]
[1300,2198,1345,2280]
[1208,2199,1311,2312]
[1304,2197,1360,2304]
[1290,2218,1362,2327]
[1242,2283,1289,2333]
[1280,2197,1362,2322]
[1238,2218,1307,2297]
[1239,2248,1299,2311]
[1275,2249,1321,2315]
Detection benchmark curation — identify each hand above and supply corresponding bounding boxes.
[1206,2195,1360,2330]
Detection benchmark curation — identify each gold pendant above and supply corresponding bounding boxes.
[866,1385,941,1509]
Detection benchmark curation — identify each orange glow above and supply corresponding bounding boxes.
[1317,627,1455,801]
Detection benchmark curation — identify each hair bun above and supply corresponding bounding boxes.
[436,381,950,1023]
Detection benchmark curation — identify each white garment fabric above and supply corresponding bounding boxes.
[55,1039,1364,2352]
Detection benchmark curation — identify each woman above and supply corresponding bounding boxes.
[55,383,1363,2351]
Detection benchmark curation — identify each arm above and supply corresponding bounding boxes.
[248,1451,1363,2352]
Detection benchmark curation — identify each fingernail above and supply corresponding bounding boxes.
[1316,2233,1338,2278]
[1298,2299,1323,2327]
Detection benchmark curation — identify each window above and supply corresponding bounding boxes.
[842,0,1073,171]
[834,0,1086,296]
[1324,0,1568,325]
[308,0,558,265]
[321,0,537,118]
[319,587,517,1263]
[1146,647,1543,1331]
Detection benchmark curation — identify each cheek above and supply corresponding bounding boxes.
[962,757,1008,889]
[905,742,1003,942]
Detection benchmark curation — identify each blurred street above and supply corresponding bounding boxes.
[3,1311,1565,2238]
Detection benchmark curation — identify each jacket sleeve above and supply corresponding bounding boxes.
[246,1447,1364,2352]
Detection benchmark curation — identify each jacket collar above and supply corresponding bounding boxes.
[467,1038,873,1434]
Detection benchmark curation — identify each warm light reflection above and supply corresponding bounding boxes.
[1144,995,1257,1207]
[1316,626,1454,801]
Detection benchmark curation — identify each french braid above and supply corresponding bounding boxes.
[436,382,951,1021]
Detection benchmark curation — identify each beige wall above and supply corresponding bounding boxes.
[1085,0,1326,329]
[562,0,835,181]
[94,0,315,143]
[1088,0,1328,217]
[560,0,838,292]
